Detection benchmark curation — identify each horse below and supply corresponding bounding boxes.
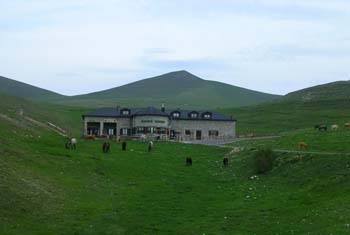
[102,142,110,153]
[223,157,229,166]
[148,141,154,152]
[331,124,339,131]
[345,123,350,128]
[315,124,327,131]
[66,138,77,150]
[140,134,147,142]
[298,142,308,150]
[186,157,192,166]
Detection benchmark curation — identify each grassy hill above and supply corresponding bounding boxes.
[0,71,280,109]
[1,95,350,234]
[0,76,64,101]
[284,80,350,102]
[0,93,86,136]
[222,98,350,136]
[53,70,281,109]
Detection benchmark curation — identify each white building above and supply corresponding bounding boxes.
[82,106,236,141]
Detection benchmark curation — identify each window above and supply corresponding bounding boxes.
[189,112,198,118]
[121,109,130,115]
[172,112,180,118]
[121,128,128,136]
[108,129,114,135]
[209,130,219,137]
[203,113,212,119]
[185,130,191,135]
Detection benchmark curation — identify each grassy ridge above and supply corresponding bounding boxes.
[222,99,350,135]
[0,94,88,136]
[0,76,64,101]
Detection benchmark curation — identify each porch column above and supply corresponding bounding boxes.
[83,120,88,136]
[99,122,104,136]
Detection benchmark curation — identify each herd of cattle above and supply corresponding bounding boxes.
[65,137,231,167]
[298,122,350,150]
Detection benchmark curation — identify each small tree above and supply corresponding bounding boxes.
[254,148,275,174]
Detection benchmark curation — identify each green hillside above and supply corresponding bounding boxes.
[54,70,281,109]
[0,76,64,101]
[0,93,86,136]
[222,98,350,136]
[284,80,350,102]
[1,95,350,234]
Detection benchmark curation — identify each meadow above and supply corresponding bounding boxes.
[1,94,350,234]
[2,111,350,235]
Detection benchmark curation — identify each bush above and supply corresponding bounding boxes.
[254,148,276,174]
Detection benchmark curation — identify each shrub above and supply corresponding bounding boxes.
[254,148,276,174]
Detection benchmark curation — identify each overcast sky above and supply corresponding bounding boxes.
[1,0,350,95]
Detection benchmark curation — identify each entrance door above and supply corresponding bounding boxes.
[196,130,202,140]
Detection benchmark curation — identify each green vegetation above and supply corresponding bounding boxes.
[222,98,350,135]
[228,127,350,155]
[1,94,350,234]
[0,76,64,101]
[284,80,350,102]
[0,71,280,109]
[254,148,276,174]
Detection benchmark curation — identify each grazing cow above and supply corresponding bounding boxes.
[186,157,192,166]
[298,142,308,150]
[331,124,339,131]
[122,141,127,151]
[345,123,350,128]
[86,135,96,140]
[66,138,77,150]
[102,142,110,153]
[148,141,153,152]
[223,157,229,166]
[315,124,327,131]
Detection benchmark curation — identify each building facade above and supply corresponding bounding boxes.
[82,106,236,141]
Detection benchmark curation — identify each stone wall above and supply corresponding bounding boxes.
[170,120,235,140]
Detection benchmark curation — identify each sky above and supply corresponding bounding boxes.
[1,0,350,96]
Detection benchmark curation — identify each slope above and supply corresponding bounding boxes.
[0,76,64,101]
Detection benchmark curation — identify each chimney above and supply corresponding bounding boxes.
[161,103,165,112]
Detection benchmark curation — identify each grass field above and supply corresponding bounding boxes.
[1,104,350,234]
[228,127,350,154]
[222,99,350,136]
[1,94,350,234]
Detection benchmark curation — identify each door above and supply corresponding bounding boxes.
[196,130,202,140]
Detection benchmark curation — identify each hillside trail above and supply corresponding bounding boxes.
[0,112,68,137]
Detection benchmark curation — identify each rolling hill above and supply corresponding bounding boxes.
[222,80,350,135]
[284,80,350,101]
[0,76,64,101]
[0,71,280,109]
[53,70,281,108]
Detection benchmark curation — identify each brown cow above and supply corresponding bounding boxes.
[102,142,110,153]
[298,142,308,150]
[86,135,96,140]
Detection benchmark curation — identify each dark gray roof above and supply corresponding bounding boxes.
[83,106,235,121]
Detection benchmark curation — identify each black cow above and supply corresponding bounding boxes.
[122,141,127,151]
[223,157,229,166]
[186,157,192,166]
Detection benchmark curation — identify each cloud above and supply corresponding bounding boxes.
[0,0,350,95]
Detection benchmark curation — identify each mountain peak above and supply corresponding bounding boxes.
[158,70,203,81]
